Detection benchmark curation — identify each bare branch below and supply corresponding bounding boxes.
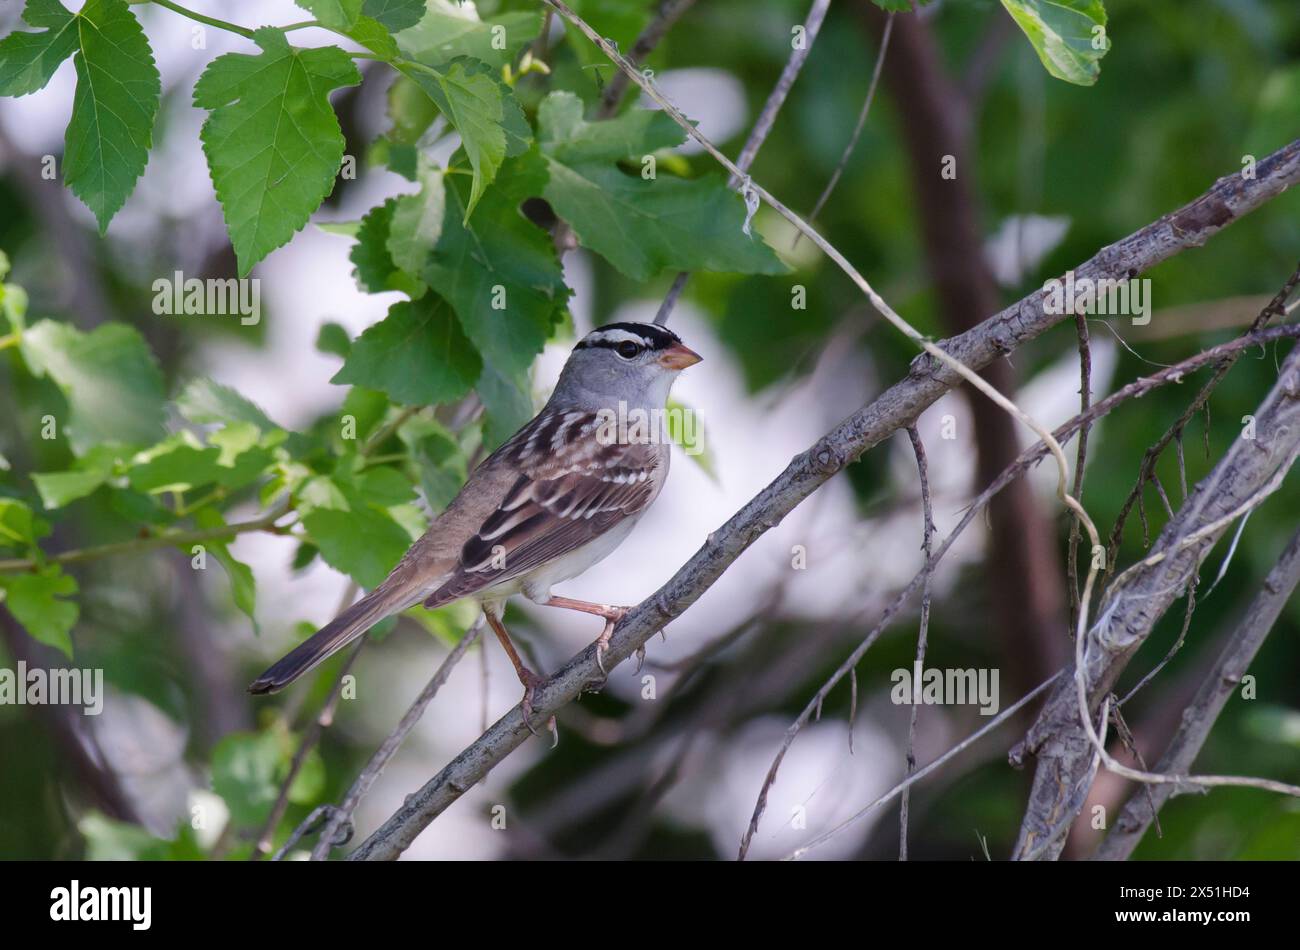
[304,620,482,860]
[1104,262,1300,574]
[1013,338,1300,860]
[1094,523,1300,860]
[1067,314,1093,634]
[899,426,934,861]
[251,632,364,859]
[595,0,698,119]
[739,320,1300,860]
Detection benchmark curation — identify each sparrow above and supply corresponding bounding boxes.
[249,322,702,726]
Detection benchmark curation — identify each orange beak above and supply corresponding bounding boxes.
[658,342,702,370]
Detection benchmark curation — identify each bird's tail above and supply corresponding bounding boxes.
[247,584,415,694]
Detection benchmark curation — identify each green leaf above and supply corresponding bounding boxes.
[194,29,361,275]
[344,14,400,60]
[363,0,426,33]
[475,361,533,450]
[194,507,257,627]
[349,198,426,296]
[211,730,319,826]
[399,416,467,511]
[397,56,530,220]
[1000,0,1109,86]
[294,0,361,31]
[535,92,785,281]
[128,436,223,494]
[31,469,109,509]
[0,1,161,228]
[385,74,440,146]
[424,159,569,379]
[0,498,50,550]
[346,464,417,507]
[59,0,162,231]
[303,504,412,589]
[0,0,79,97]
[333,295,482,406]
[339,386,390,444]
[0,565,78,657]
[396,1,542,70]
[666,397,717,482]
[316,321,352,358]
[19,319,166,454]
[175,376,312,461]
[316,219,361,238]
[387,162,446,274]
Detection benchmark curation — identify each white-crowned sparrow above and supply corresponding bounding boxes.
[249,322,701,723]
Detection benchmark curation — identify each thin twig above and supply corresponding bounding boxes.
[252,644,364,858]
[1066,313,1092,634]
[251,597,362,859]
[1104,261,1300,573]
[300,619,483,860]
[1095,523,1300,859]
[596,0,698,118]
[0,499,292,573]
[792,12,895,251]
[784,672,1064,860]
[655,0,833,325]
[899,425,933,861]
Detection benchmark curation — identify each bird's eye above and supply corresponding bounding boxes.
[616,340,641,360]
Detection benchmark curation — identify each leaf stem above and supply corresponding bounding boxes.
[146,0,255,39]
[0,332,20,352]
[0,499,290,574]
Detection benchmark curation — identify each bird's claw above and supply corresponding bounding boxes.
[634,643,647,674]
[595,623,613,675]
[518,668,547,737]
[593,606,628,675]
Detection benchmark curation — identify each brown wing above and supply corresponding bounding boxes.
[423,410,664,607]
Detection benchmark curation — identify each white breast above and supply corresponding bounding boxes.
[518,514,644,604]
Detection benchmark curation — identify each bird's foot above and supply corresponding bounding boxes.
[518,667,548,736]
[593,606,629,674]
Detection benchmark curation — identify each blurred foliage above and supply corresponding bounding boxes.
[0,0,1297,860]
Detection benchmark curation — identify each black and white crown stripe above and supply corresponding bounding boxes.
[575,322,682,352]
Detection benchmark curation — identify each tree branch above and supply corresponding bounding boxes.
[1012,339,1300,860]
[740,321,1300,859]
[0,499,292,574]
[304,619,483,860]
[349,137,1300,860]
[1093,523,1300,860]
[596,0,698,118]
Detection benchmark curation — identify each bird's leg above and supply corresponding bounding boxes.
[484,610,547,735]
[538,595,629,673]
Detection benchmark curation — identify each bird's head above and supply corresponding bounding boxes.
[552,322,702,410]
